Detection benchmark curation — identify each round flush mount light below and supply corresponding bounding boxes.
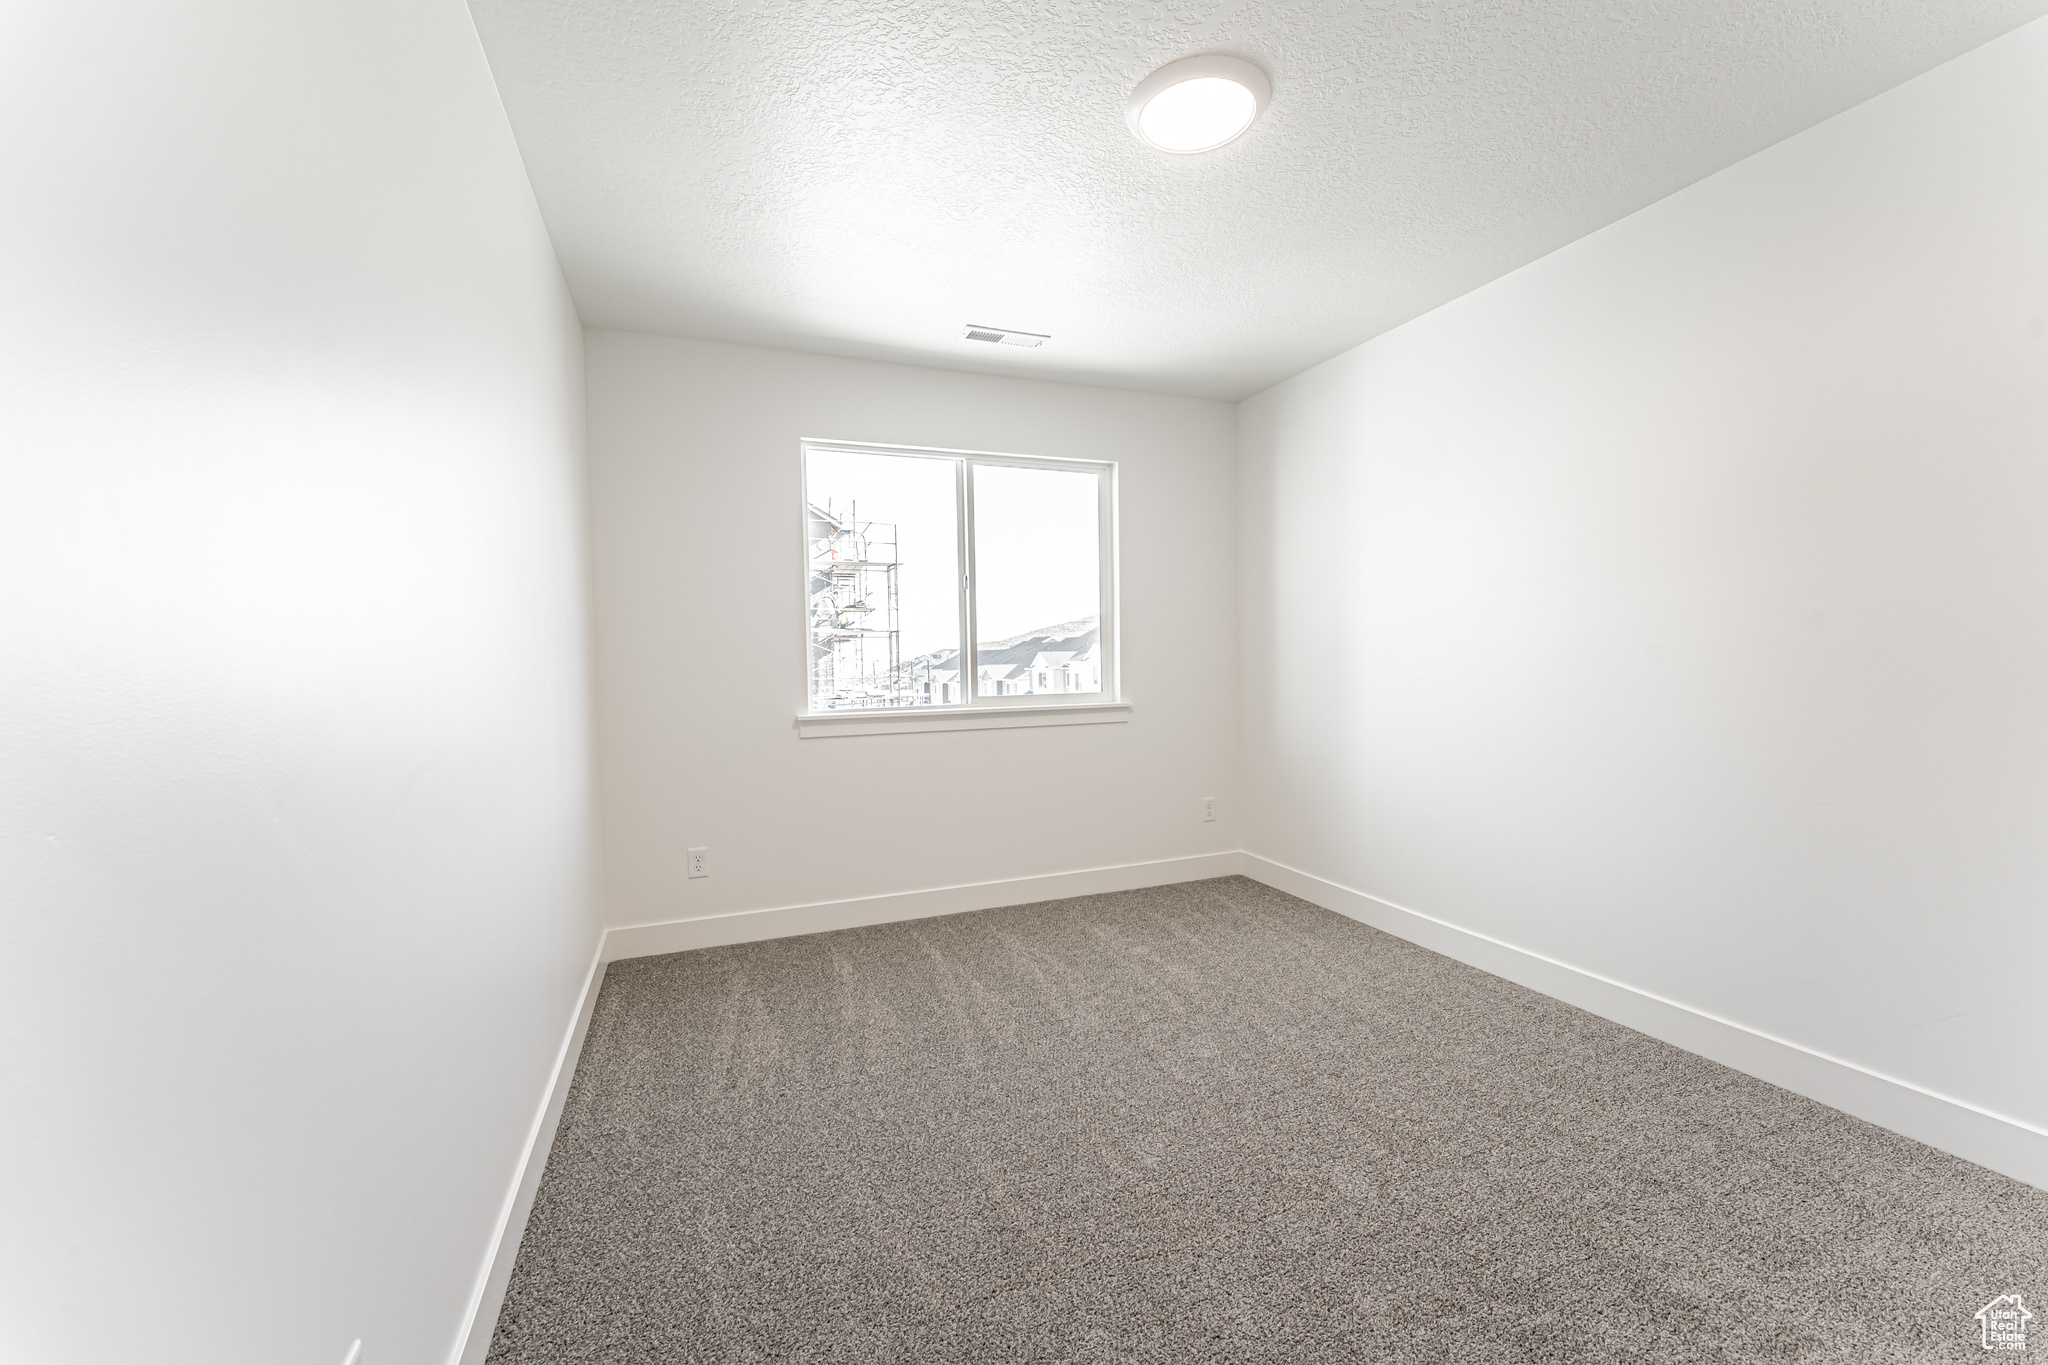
[1126,54,1271,154]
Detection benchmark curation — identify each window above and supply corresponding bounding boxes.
[802,439,1115,717]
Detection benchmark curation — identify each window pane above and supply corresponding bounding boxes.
[971,463,1102,698]
[806,449,960,710]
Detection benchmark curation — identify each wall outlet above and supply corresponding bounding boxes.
[1201,797,1216,823]
[687,846,709,878]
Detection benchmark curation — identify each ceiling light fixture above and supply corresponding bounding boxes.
[1126,54,1270,154]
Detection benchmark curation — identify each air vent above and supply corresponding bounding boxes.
[961,324,1049,348]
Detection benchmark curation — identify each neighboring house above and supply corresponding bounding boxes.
[913,621,1100,700]
[914,665,962,705]
[1028,640,1101,694]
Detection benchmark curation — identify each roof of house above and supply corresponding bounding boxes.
[906,619,1100,674]
[971,624,1100,672]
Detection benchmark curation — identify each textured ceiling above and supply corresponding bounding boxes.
[468,0,2048,399]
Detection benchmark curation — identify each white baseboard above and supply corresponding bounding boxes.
[449,936,609,1365]
[603,851,1245,961]
[1241,852,2048,1193]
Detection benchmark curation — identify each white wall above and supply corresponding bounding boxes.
[588,332,1236,929]
[0,4,597,1363]
[1241,18,2048,1157]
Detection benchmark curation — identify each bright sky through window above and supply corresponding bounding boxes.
[972,463,1099,643]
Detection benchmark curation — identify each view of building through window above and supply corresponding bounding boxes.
[902,619,1101,705]
[805,444,1107,711]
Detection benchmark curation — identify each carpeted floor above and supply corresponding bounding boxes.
[487,876,2047,1363]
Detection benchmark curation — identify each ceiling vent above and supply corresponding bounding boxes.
[962,324,1048,348]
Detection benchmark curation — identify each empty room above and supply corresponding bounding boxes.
[7,0,2048,1361]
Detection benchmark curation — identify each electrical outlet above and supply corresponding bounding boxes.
[687,846,709,878]
[1201,797,1216,823]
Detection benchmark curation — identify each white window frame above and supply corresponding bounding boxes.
[797,438,1128,738]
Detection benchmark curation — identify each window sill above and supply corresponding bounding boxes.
[796,701,1132,739]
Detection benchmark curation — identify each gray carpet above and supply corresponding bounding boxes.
[487,876,2047,1363]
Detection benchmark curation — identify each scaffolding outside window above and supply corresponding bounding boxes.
[802,439,1116,715]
